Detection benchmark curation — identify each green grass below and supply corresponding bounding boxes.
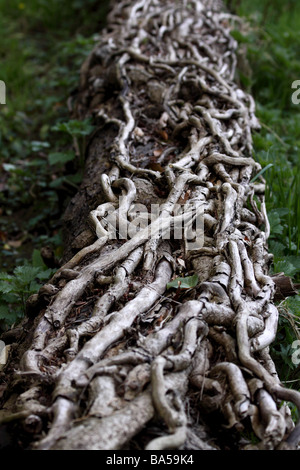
[227,0,300,386]
[228,0,300,262]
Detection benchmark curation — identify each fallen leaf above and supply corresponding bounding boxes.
[178,189,191,204]
[157,129,168,141]
[7,239,23,248]
[148,162,164,172]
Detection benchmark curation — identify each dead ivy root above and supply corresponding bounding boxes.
[1,0,300,451]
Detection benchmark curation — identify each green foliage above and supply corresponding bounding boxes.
[48,151,76,166]
[271,295,300,382]
[52,118,95,166]
[167,274,199,290]
[226,0,300,282]
[225,0,300,391]
[52,119,95,137]
[0,0,109,328]
[225,1,300,274]
[0,250,55,327]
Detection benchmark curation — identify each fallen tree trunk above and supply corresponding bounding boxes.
[1,0,300,451]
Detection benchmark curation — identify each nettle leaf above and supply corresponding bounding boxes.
[36,268,54,281]
[269,240,286,258]
[285,255,300,271]
[278,344,294,367]
[285,295,300,317]
[0,272,14,282]
[0,305,12,321]
[167,274,199,290]
[273,208,290,217]
[2,293,19,303]
[268,210,284,236]
[13,266,41,285]
[52,119,94,137]
[274,259,298,277]
[0,281,14,294]
[29,281,42,293]
[0,305,20,325]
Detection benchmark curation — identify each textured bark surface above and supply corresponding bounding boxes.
[1,0,300,451]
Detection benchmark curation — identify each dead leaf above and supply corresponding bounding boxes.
[157,129,168,141]
[178,189,191,204]
[148,162,164,172]
[7,239,23,248]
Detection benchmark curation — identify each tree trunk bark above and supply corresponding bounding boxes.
[1,0,300,451]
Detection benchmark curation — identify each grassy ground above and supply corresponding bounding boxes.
[227,0,300,387]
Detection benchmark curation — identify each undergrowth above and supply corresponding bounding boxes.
[227,0,300,389]
[0,0,109,329]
